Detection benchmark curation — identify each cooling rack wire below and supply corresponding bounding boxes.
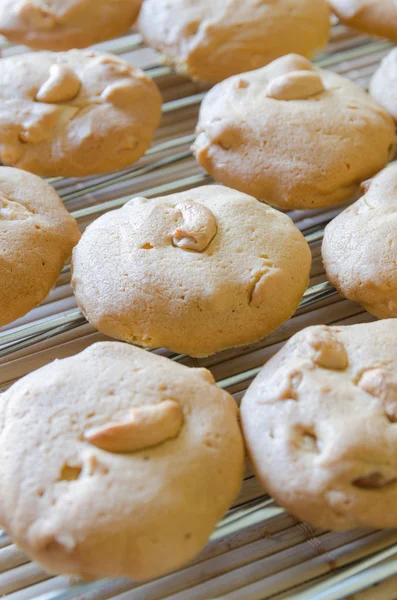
[1,19,397,600]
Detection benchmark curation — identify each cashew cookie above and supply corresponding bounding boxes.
[371,48,397,122]
[71,185,312,357]
[0,342,244,580]
[0,166,80,327]
[193,54,396,210]
[0,0,143,50]
[138,0,330,83]
[0,50,162,177]
[329,0,397,41]
[323,164,397,319]
[241,321,397,530]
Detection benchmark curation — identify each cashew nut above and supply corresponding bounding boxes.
[358,368,397,422]
[36,65,81,104]
[304,327,348,370]
[18,0,56,29]
[20,105,79,143]
[172,202,217,252]
[0,197,33,220]
[101,80,136,106]
[84,400,184,453]
[265,71,324,101]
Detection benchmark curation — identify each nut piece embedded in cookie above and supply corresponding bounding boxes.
[360,178,373,194]
[19,104,79,144]
[0,196,32,220]
[304,327,348,370]
[265,71,324,101]
[0,341,244,581]
[267,54,314,78]
[193,54,396,210]
[0,50,162,177]
[241,320,397,531]
[358,368,397,422]
[18,0,56,29]
[71,185,311,357]
[84,400,184,453]
[36,65,81,104]
[259,369,303,403]
[172,202,217,252]
[101,80,141,107]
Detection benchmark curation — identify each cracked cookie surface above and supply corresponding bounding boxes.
[0,49,162,177]
[0,341,244,580]
[71,185,311,356]
[0,0,143,50]
[241,321,397,530]
[0,166,80,326]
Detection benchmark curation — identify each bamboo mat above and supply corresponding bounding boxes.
[0,19,397,600]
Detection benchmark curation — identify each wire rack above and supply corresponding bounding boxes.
[1,20,397,600]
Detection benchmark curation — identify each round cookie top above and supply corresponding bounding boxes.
[0,166,80,327]
[138,0,330,83]
[71,185,312,357]
[370,48,397,122]
[328,1,397,41]
[0,50,162,177]
[323,164,397,319]
[0,342,244,580]
[193,54,396,210]
[241,321,397,530]
[0,0,143,50]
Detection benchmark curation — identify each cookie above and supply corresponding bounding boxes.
[370,48,397,122]
[0,342,244,580]
[241,321,397,530]
[0,0,143,51]
[328,1,397,41]
[71,185,312,357]
[138,0,330,83]
[193,54,396,210]
[322,164,397,318]
[0,166,80,327]
[0,50,162,177]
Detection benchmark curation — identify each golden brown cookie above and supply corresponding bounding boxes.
[0,50,162,177]
[193,54,396,210]
[0,0,143,50]
[323,164,397,318]
[71,185,312,357]
[329,0,397,41]
[0,342,244,580]
[138,0,330,83]
[241,321,397,530]
[0,166,80,327]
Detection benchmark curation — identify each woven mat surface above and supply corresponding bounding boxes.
[0,21,396,600]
